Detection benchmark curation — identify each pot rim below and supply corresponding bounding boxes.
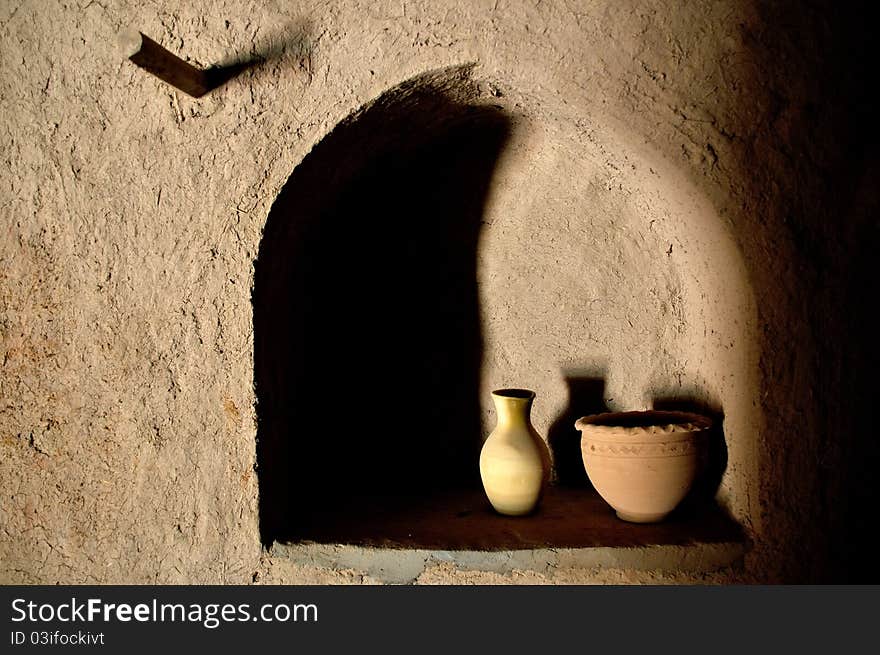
[574,409,712,434]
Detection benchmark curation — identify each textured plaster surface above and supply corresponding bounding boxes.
[269,541,747,585]
[1,0,873,583]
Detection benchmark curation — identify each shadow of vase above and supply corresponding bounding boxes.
[547,372,610,488]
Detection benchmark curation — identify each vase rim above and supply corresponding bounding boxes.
[491,388,536,400]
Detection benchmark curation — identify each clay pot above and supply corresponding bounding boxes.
[575,410,711,523]
[480,389,551,516]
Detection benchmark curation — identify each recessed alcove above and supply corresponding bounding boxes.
[253,66,748,574]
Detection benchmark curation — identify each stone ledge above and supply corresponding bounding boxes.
[270,540,747,585]
[269,487,748,584]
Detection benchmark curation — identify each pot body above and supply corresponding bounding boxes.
[575,410,711,523]
[480,389,550,516]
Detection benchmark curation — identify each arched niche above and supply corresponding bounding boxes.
[253,66,511,545]
[254,65,754,553]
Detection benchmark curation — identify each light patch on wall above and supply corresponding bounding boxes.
[475,88,760,528]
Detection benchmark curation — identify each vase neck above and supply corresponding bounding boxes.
[492,391,534,428]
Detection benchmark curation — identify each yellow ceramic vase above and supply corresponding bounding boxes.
[479,389,551,516]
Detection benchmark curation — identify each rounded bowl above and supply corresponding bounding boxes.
[575,410,711,523]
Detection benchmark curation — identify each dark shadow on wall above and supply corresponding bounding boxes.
[830,140,879,583]
[253,67,512,545]
[651,394,728,517]
[547,370,609,487]
[211,18,316,89]
[725,1,878,581]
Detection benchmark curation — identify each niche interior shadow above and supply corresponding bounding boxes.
[651,395,728,518]
[253,67,512,546]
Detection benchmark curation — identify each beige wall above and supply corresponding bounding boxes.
[1,0,873,583]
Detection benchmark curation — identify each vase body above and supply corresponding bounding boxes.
[575,410,711,523]
[479,389,550,516]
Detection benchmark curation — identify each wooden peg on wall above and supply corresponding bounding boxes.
[119,29,213,98]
